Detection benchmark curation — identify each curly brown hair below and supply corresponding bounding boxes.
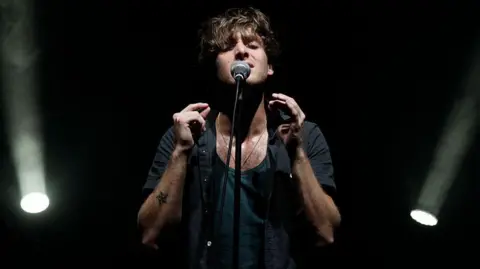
[198,7,280,66]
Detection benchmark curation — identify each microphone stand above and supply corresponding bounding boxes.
[231,77,243,269]
[214,62,249,269]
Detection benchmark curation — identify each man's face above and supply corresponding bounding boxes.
[215,31,274,85]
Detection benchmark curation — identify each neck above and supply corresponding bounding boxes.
[216,93,267,142]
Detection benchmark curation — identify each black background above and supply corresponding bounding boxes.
[1,0,479,267]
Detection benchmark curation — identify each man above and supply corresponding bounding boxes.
[138,7,340,269]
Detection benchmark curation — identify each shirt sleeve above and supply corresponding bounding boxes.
[305,122,336,197]
[142,126,175,198]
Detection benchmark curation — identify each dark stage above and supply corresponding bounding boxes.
[1,1,479,267]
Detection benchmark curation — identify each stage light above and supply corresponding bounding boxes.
[20,192,50,214]
[410,209,438,226]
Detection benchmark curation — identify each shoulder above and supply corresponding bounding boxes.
[301,121,331,154]
[156,126,175,150]
[302,121,326,140]
[160,125,175,140]
[303,121,318,132]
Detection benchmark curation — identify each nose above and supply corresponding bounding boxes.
[233,42,248,60]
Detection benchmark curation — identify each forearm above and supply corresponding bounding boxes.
[138,147,189,247]
[292,148,341,243]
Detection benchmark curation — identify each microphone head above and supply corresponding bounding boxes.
[230,61,251,81]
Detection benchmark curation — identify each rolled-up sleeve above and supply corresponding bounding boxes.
[142,127,175,198]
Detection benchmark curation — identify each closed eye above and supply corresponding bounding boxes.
[247,43,260,49]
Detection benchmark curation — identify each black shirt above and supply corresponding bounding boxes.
[142,110,336,269]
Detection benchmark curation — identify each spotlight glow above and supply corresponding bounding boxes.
[20,192,49,213]
[410,209,438,226]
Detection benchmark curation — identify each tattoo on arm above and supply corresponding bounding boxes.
[156,191,168,204]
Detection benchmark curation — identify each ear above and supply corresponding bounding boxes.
[267,64,274,76]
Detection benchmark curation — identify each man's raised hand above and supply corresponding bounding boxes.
[172,103,211,151]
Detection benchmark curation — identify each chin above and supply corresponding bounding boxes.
[219,77,236,85]
[246,76,267,85]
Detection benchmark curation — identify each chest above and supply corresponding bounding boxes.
[215,134,268,171]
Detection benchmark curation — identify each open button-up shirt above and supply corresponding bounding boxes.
[142,110,336,269]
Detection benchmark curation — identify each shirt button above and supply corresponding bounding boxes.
[204,209,208,214]
[204,178,208,182]
[206,241,212,247]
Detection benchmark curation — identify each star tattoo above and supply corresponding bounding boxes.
[156,191,168,204]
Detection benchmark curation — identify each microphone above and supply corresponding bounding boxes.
[230,61,251,81]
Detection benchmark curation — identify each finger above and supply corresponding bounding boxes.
[268,100,286,109]
[173,110,208,132]
[268,100,294,120]
[269,99,297,116]
[268,100,286,105]
[181,103,209,113]
[173,111,205,127]
[190,112,207,132]
[184,111,206,128]
[272,93,293,102]
[284,99,300,117]
[270,98,305,124]
[271,93,300,112]
[199,106,211,119]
